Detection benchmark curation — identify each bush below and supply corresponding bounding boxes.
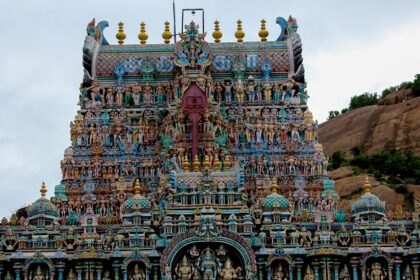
[350,146,362,157]
[349,92,378,110]
[328,110,340,120]
[394,184,408,194]
[413,73,420,96]
[330,150,346,170]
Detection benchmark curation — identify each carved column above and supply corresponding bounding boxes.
[57,264,65,280]
[75,265,83,280]
[389,263,394,280]
[112,262,121,280]
[13,264,22,280]
[123,269,127,280]
[297,264,303,280]
[290,264,295,280]
[361,265,366,280]
[395,264,401,280]
[334,264,339,280]
[313,264,320,280]
[351,263,359,280]
[412,263,419,280]
[96,264,102,280]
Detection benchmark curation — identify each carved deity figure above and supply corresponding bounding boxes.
[304,266,314,280]
[67,269,77,280]
[272,263,288,280]
[339,266,350,280]
[218,257,241,280]
[176,255,194,280]
[367,263,387,280]
[200,248,218,280]
[103,271,112,280]
[130,264,146,280]
[31,266,46,280]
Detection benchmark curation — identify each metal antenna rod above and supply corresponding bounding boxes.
[173,0,177,43]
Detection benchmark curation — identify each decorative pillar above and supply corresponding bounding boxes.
[57,268,64,280]
[112,262,121,280]
[352,264,359,280]
[123,269,127,280]
[334,265,339,280]
[297,265,302,280]
[290,264,294,280]
[75,266,83,280]
[388,264,394,280]
[412,264,419,280]
[312,262,319,280]
[13,264,22,280]
[96,265,102,280]
[395,264,401,280]
[361,265,366,280]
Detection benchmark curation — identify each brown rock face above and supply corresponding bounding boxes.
[319,93,420,156]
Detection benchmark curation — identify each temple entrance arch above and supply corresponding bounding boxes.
[161,229,257,280]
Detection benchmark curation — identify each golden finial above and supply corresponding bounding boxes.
[183,154,190,172]
[258,19,269,42]
[138,22,148,45]
[224,155,232,170]
[162,21,173,44]
[212,20,222,43]
[363,176,372,194]
[235,20,245,43]
[271,177,278,193]
[213,156,221,171]
[203,155,210,169]
[40,182,47,197]
[193,155,200,172]
[116,22,126,45]
[133,179,142,195]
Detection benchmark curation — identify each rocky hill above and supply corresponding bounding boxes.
[318,89,420,156]
[319,89,420,212]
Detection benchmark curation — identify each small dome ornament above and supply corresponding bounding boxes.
[133,179,142,195]
[183,154,190,172]
[116,21,126,45]
[258,19,269,42]
[40,181,47,197]
[203,155,211,169]
[162,21,173,44]
[213,156,221,171]
[271,177,278,193]
[193,155,200,172]
[138,22,148,45]
[235,20,245,43]
[212,20,222,43]
[363,176,372,194]
[224,155,232,170]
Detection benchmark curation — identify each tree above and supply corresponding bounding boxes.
[330,150,346,170]
[328,110,340,120]
[413,73,420,96]
[349,92,378,110]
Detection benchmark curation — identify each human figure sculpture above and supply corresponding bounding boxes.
[339,266,350,280]
[103,271,112,280]
[31,266,46,280]
[130,264,146,280]
[200,248,217,280]
[176,255,194,280]
[235,78,245,104]
[304,266,314,280]
[218,257,241,280]
[67,269,77,280]
[367,262,387,280]
[272,263,288,280]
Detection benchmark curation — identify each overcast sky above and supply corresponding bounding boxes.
[0,0,419,218]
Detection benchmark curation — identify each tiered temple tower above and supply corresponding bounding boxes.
[1,15,419,280]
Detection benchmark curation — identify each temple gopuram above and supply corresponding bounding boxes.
[1,14,420,280]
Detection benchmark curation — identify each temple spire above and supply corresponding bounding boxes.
[40,181,47,197]
[134,179,142,195]
[363,176,372,194]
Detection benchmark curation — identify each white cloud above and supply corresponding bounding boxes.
[306,20,420,122]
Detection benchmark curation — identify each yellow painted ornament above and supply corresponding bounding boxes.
[116,22,126,45]
[162,21,173,44]
[138,22,148,44]
[235,20,245,43]
[212,20,222,43]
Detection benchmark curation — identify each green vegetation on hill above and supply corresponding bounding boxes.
[328,73,420,120]
[329,148,420,185]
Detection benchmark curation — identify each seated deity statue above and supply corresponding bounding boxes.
[304,266,314,280]
[271,263,288,280]
[31,266,46,280]
[103,271,112,280]
[218,257,241,280]
[67,269,77,280]
[339,266,350,280]
[130,264,146,280]
[176,255,194,280]
[367,263,387,280]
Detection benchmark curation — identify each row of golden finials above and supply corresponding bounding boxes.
[115,19,270,45]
